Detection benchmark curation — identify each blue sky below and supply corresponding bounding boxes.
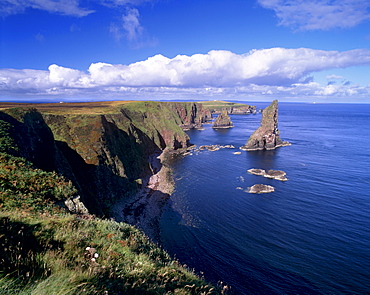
[1,0,370,103]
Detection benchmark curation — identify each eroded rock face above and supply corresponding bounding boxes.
[241,100,290,151]
[64,196,89,214]
[212,109,233,129]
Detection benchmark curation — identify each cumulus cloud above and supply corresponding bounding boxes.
[0,0,94,17]
[258,0,370,31]
[1,48,370,99]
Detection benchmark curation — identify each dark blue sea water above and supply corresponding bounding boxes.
[159,103,370,294]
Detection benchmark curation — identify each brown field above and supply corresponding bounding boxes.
[0,100,138,115]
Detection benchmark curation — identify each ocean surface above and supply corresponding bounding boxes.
[159,102,370,294]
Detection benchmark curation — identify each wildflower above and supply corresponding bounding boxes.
[85,246,98,260]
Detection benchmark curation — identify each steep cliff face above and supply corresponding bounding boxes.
[0,101,204,216]
[167,102,212,129]
[240,100,290,151]
[212,109,233,129]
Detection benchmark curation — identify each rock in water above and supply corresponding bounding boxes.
[240,100,290,151]
[247,184,275,194]
[247,168,288,181]
[212,109,233,129]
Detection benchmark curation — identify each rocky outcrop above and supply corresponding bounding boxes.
[248,184,275,194]
[248,168,288,181]
[229,105,257,114]
[198,144,235,151]
[212,109,233,129]
[202,101,256,115]
[167,102,212,130]
[240,100,290,151]
[64,195,89,214]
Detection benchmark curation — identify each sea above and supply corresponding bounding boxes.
[159,102,370,295]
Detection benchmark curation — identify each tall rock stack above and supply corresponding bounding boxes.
[240,100,290,151]
[212,109,233,129]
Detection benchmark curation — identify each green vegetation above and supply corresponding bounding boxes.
[0,107,220,294]
[198,100,251,110]
[0,120,18,154]
[0,211,217,294]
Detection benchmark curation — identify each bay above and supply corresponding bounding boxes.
[159,103,370,294]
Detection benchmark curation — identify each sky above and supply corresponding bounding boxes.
[1,0,370,103]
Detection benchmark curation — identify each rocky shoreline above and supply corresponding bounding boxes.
[111,149,179,243]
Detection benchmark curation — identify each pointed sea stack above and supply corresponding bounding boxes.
[240,100,290,151]
[212,109,233,129]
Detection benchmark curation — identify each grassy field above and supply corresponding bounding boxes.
[0,101,136,115]
[198,100,252,109]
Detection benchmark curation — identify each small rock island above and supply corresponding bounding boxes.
[248,168,288,181]
[212,109,233,129]
[248,184,275,194]
[240,100,290,151]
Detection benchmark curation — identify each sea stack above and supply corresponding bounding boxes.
[240,100,290,151]
[212,109,233,129]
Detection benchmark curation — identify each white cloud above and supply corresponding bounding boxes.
[1,48,370,100]
[0,0,94,17]
[326,75,344,80]
[110,7,157,48]
[258,0,370,31]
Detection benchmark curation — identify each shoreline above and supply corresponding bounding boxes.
[111,148,178,244]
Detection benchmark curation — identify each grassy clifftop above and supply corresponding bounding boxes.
[0,102,221,294]
[198,100,256,114]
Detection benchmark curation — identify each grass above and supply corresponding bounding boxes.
[0,210,218,294]
[0,101,136,115]
[198,100,252,109]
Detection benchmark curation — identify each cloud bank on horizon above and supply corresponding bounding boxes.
[1,0,370,102]
[2,48,369,100]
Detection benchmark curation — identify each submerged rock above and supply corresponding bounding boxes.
[212,109,233,129]
[240,100,290,151]
[247,168,288,181]
[247,184,275,194]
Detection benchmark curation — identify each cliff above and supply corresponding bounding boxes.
[200,100,256,114]
[212,109,233,129]
[0,118,218,294]
[240,100,290,151]
[0,101,207,216]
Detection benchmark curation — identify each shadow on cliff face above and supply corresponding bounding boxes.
[0,109,56,172]
[0,109,173,217]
